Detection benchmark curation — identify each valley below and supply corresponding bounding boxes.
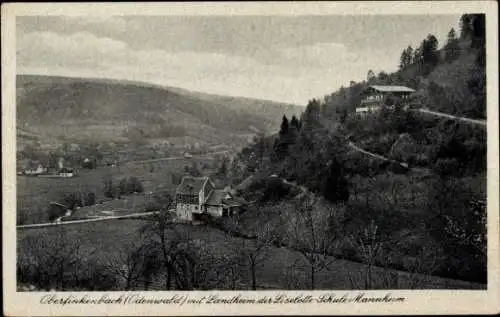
[15,14,488,292]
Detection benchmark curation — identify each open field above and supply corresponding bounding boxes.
[17,156,216,224]
[17,220,484,290]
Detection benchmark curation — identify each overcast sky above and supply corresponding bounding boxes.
[17,15,460,105]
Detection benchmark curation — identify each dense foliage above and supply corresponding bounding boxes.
[227,14,486,286]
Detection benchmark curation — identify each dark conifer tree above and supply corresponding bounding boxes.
[470,14,486,49]
[422,34,439,66]
[274,115,292,160]
[460,14,472,39]
[445,28,461,62]
[290,115,300,131]
[279,115,289,136]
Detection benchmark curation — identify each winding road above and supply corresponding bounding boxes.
[347,141,391,162]
[17,211,159,229]
[411,108,486,127]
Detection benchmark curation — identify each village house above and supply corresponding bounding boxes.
[175,176,247,222]
[58,167,75,178]
[56,157,75,177]
[356,85,415,114]
[22,162,47,176]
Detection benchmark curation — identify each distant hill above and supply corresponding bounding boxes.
[16,75,303,146]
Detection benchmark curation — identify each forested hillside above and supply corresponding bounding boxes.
[322,14,486,120]
[227,14,487,285]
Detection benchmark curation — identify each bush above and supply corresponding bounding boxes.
[103,179,116,198]
[143,201,160,212]
[46,205,66,222]
[118,177,145,195]
[85,192,96,206]
[128,177,144,193]
[244,176,297,204]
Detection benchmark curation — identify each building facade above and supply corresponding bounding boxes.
[175,176,246,221]
[356,85,415,114]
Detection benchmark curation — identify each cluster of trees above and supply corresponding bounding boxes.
[103,177,144,199]
[399,14,485,72]
[18,227,102,291]
[240,176,300,204]
[183,162,202,177]
[18,140,113,171]
[398,32,440,73]
[46,191,97,222]
[344,107,486,175]
[232,101,350,204]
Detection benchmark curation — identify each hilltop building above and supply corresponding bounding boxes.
[356,85,415,114]
[175,176,247,222]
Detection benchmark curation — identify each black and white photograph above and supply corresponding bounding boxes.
[2,2,499,316]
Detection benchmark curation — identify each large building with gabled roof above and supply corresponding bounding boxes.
[357,85,416,114]
[175,176,248,221]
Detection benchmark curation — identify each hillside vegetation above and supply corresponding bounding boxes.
[225,14,487,286]
[322,14,486,120]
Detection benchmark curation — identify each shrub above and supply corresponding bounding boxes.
[143,201,160,212]
[245,176,296,204]
[85,192,96,206]
[118,177,145,195]
[46,205,66,222]
[128,177,144,193]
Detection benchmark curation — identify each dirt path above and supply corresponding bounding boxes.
[17,211,159,229]
[347,141,433,176]
[126,150,231,165]
[412,109,486,127]
[282,178,308,199]
[348,141,391,162]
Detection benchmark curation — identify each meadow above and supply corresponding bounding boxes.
[17,156,215,224]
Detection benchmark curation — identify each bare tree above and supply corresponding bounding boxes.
[140,191,179,289]
[101,237,155,290]
[287,194,340,289]
[235,221,275,290]
[348,220,382,289]
[140,194,215,290]
[17,225,95,290]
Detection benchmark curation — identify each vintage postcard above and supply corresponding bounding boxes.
[2,1,499,316]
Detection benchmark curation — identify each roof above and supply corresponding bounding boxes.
[235,175,254,190]
[205,189,231,206]
[176,176,209,195]
[205,189,248,207]
[368,85,416,93]
[223,196,248,207]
